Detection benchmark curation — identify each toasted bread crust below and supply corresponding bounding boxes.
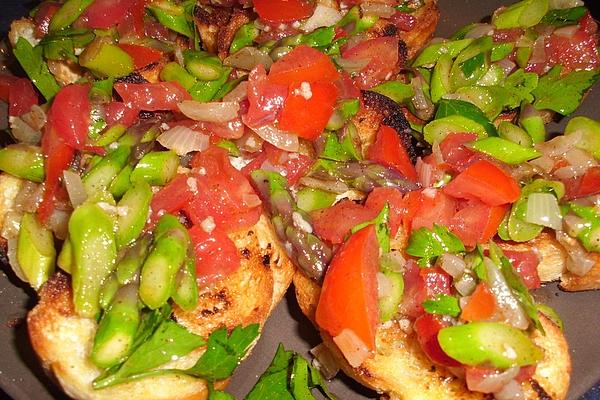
[293,269,571,400]
[27,214,294,400]
[399,0,440,59]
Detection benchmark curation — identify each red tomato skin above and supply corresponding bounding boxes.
[114,81,192,111]
[444,160,521,206]
[244,65,287,128]
[564,166,600,200]
[401,262,452,318]
[545,20,600,73]
[269,45,340,86]
[189,225,241,284]
[118,44,162,69]
[241,143,313,186]
[186,147,262,233]
[46,84,91,149]
[316,225,380,351]
[312,200,376,244]
[0,75,39,117]
[450,200,508,248]
[364,186,406,236]
[460,282,497,322]
[278,80,338,140]
[341,37,399,89]
[411,189,457,232]
[367,125,417,181]
[414,314,462,367]
[104,101,139,128]
[390,11,417,32]
[439,132,480,172]
[503,249,541,289]
[253,0,315,22]
[150,174,196,222]
[34,2,60,37]
[80,0,135,29]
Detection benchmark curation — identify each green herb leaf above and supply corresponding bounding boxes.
[532,65,600,115]
[186,324,260,381]
[13,38,60,101]
[302,26,335,48]
[351,203,391,253]
[540,6,587,27]
[423,294,461,317]
[435,99,497,137]
[370,81,414,104]
[208,384,237,400]
[406,224,465,266]
[460,52,485,79]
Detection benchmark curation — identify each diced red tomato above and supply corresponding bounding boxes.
[0,75,38,117]
[118,44,162,70]
[241,143,313,186]
[493,28,524,43]
[253,0,315,23]
[185,147,262,233]
[410,189,457,231]
[341,37,399,89]
[515,365,537,383]
[364,186,407,236]
[189,224,240,284]
[563,166,600,200]
[367,125,417,181]
[80,0,135,29]
[401,262,452,318]
[104,101,139,128]
[390,11,416,32]
[460,283,497,322]
[34,1,60,37]
[39,126,75,223]
[46,84,91,150]
[450,200,508,248]
[114,81,191,112]
[312,200,375,244]
[150,174,196,222]
[269,45,340,86]
[545,18,600,73]
[503,249,541,289]
[334,72,361,99]
[414,313,461,367]
[439,132,480,172]
[316,225,380,351]
[244,65,287,128]
[444,160,520,206]
[278,80,338,140]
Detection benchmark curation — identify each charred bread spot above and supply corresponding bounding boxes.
[217,8,254,59]
[262,254,271,267]
[531,379,552,400]
[356,366,373,379]
[361,90,419,162]
[247,230,254,237]
[139,61,160,73]
[115,72,148,84]
[241,248,251,259]
[381,23,398,37]
[33,272,74,317]
[194,5,233,54]
[397,40,408,67]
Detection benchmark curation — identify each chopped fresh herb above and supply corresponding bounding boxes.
[351,203,391,253]
[423,294,461,317]
[302,26,335,48]
[320,132,355,162]
[460,52,485,79]
[245,344,336,400]
[370,81,415,104]
[13,38,61,101]
[185,324,260,381]
[208,384,236,400]
[532,65,600,115]
[406,224,465,266]
[435,99,497,137]
[540,6,587,27]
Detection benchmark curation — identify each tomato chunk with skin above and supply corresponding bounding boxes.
[47,84,91,149]
[311,200,375,244]
[450,200,508,248]
[118,44,163,69]
[401,262,452,318]
[364,186,406,236]
[114,81,191,111]
[316,225,380,351]
[241,143,313,186]
[80,0,135,28]
[564,166,600,200]
[150,174,196,222]
[503,250,541,290]
[367,125,417,181]
[439,132,480,172]
[410,189,457,232]
[269,45,340,86]
[278,80,338,140]
[444,160,520,206]
[244,65,287,128]
[189,224,240,284]
[460,283,497,322]
[341,37,399,89]
[0,75,38,117]
[254,0,315,23]
[414,313,461,367]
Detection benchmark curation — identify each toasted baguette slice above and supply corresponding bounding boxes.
[294,269,570,400]
[18,185,294,400]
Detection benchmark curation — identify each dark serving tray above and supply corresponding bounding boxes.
[1,0,600,399]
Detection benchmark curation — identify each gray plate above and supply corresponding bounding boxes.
[1,1,599,399]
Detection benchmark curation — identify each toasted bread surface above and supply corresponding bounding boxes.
[27,214,294,400]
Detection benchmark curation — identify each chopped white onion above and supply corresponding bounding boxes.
[360,3,395,18]
[536,131,580,157]
[548,0,584,8]
[455,272,477,296]
[465,23,494,39]
[310,343,340,380]
[223,47,273,71]
[525,192,563,230]
[484,258,529,330]
[377,272,393,299]
[63,170,87,208]
[439,253,467,278]
[9,116,41,144]
[496,58,516,76]
[554,25,579,38]
[528,155,555,174]
[334,57,370,73]
[251,124,300,152]
[46,208,70,240]
[466,366,519,393]
[177,100,240,123]
[564,147,597,168]
[563,213,587,237]
[223,81,249,103]
[332,329,371,368]
[494,379,525,400]
[1,211,26,282]
[555,231,596,276]
[157,125,210,156]
[21,105,47,131]
[302,5,342,32]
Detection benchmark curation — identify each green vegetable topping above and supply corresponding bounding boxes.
[406,224,465,266]
[13,38,60,101]
[17,213,56,290]
[0,144,45,182]
[423,294,461,317]
[469,136,541,164]
[540,6,587,27]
